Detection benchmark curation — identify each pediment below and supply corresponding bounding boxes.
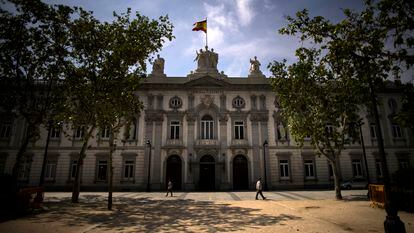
[185,76,230,88]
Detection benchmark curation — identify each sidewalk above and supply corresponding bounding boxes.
[0,191,413,233]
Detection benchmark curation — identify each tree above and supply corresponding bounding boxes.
[269,48,363,200]
[0,0,72,185]
[272,0,413,231]
[60,7,173,208]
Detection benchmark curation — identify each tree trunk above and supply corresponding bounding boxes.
[71,126,94,203]
[331,157,343,200]
[107,130,115,210]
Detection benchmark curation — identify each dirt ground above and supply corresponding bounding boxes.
[0,195,413,233]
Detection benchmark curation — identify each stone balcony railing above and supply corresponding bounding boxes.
[164,139,184,148]
[195,139,220,148]
[230,139,250,148]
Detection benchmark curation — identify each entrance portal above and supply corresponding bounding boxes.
[166,155,182,190]
[233,155,248,190]
[199,155,215,191]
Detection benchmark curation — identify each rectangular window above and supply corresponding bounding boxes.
[352,159,363,177]
[45,161,57,181]
[304,159,315,179]
[170,121,180,139]
[398,159,409,169]
[101,127,110,139]
[280,160,290,179]
[74,126,85,139]
[69,160,78,180]
[201,121,214,139]
[370,123,376,139]
[50,126,61,139]
[375,159,383,178]
[234,121,244,139]
[0,122,12,138]
[18,159,31,181]
[123,160,134,180]
[96,160,108,181]
[392,124,402,138]
[325,124,334,136]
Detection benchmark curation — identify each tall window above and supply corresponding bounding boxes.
[18,157,31,182]
[201,115,214,139]
[370,123,376,139]
[123,160,134,180]
[69,159,78,180]
[170,121,180,139]
[375,159,383,178]
[45,161,57,181]
[74,126,85,139]
[0,122,12,139]
[304,159,315,179]
[325,124,334,136]
[280,160,290,179]
[352,159,363,177]
[96,160,108,181]
[392,124,402,138]
[398,159,409,169]
[50,126,61,139]
[234,121,244,139]
[101,127,110,139]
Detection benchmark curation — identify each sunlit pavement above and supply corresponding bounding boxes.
[44,189,369,202]
[1,190,413,233]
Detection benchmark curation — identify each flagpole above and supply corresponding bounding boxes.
[205,18,208,48]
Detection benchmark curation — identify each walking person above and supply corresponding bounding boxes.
[255,177,266,200]
[166,179,173,197]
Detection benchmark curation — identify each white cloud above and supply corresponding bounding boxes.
[236,0,255,26]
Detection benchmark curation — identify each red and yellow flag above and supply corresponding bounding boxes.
[192,19,207,33]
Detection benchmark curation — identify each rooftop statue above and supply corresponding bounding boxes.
[151,54,165,75]
[249,56,261,74]
[194,46,218,73]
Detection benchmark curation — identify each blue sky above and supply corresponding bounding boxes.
[19,1,411,82]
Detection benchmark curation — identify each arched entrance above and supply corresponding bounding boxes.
[166,155,182,190]
[199,155,215,191]
[233,155,249,190]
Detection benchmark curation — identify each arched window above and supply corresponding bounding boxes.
[201,115,214,139]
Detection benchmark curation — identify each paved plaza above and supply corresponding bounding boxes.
[1,190,413,233]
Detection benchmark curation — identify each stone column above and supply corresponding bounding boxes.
[251,120,261,188]
[185,112,196,190]
[219,114,229,189]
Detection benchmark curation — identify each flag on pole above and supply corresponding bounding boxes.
[192,19,207,33]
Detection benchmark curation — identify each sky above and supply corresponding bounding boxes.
[9,0,414,82]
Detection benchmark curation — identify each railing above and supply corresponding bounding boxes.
[230,139,250,147]
[165,139,183,147]
[369,184,386,208]
[195,139,220,147]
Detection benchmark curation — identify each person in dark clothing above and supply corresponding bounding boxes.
[255,177,266,200]
[166,179,173,197]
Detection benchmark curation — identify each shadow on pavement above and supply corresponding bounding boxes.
[24,195,303,232]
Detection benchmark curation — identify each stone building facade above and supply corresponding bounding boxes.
[0,48,413,191]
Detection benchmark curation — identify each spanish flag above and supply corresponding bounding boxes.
[192,19,207,33]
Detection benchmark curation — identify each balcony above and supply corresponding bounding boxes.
[230,139,250,148]
[195,139,220,148]
[164,139,184,148]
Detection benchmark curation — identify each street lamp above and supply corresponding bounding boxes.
[263,140,269,191]
[146,139,152,192]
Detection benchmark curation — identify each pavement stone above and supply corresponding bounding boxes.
[0,190,413,233]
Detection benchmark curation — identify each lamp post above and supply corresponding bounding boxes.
[146,139,152,192]
[263,140,269,191]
